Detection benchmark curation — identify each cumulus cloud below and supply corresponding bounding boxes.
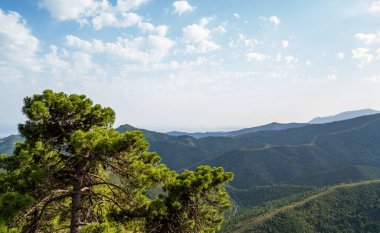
[269,16,281,26]
[369,1,380,13]
[351,48,374,68]
[39,0,164,32]
[66,34,175,63]
[355,33,380,44]
[337,52,345,60]
[38,0,97,20]
[91,11,141,30]
[182,17,221,53]
[173,1,195,15]
[246,52,270,62]
[259,16,281,27]
[0,9,40,71]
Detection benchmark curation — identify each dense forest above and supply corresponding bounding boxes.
[222,180,380,233]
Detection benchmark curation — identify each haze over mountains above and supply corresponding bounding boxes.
[308,108,380,124]
[167,122,307,139]
[167,109,379,139]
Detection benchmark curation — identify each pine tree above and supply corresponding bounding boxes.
[0,90,233,233]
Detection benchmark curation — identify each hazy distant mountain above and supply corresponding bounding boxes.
[308,109,380,124]
[0,134,23,155]
[167,122,308,138]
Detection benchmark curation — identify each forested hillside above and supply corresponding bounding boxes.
[222,180,380,233]
[3,113,380,209]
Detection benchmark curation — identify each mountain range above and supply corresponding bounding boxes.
[166,122,307,138]
[308,108,380,124]
[2,108,380,231]
[167,109,379,138]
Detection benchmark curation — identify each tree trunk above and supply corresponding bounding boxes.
[70,180,82,233]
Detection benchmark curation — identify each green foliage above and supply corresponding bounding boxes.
[19,89,115,145]
[222,181,380,233]
[0,192,33,227]
[147,166,233,232]
[0,90,233,233]
[228,185,316,207]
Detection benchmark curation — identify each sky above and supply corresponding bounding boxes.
[1,0,380,136]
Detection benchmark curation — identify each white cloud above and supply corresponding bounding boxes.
[376,48,380,59]
[337,52,345,60]
[276,53,282,62]
[355,33,380,44]
[233,13,240,19]
[39,0,163,32]
[117,0,150,11]
[183,23,210,43]
[91,11,141,30]
[0,9,40,71]
[66,34,174,63]
[44,46,70,74]
[351,48,374,68]
[246,52,270,62]
[369,1,380,13]
[282,40,289,48]
[185,41,220,54]
[269,16,281,26]
[39,0,97,21]
[213,24,227,34]
[259,16,281,27]
[173,1,195,15]
[229,33,258,48]
[182,17,221,53]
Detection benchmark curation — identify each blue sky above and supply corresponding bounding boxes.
[1,0,380,136]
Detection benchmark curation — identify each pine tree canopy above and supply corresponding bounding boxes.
[0,90,233,233]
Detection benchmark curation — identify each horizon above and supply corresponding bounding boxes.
[1,1,380,136]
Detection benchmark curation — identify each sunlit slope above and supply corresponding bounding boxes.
[222,180,380,233]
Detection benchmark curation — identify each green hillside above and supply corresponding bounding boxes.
[3,114,380,210]
[207,115,380,189]
[117,114,380,173]
[222,180,380,233]
[0,135,22,155]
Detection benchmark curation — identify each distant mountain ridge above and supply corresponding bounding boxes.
[167,109,380,138]
[308,108,380,124]
[0,134,22,155]
[167,122,308,139]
